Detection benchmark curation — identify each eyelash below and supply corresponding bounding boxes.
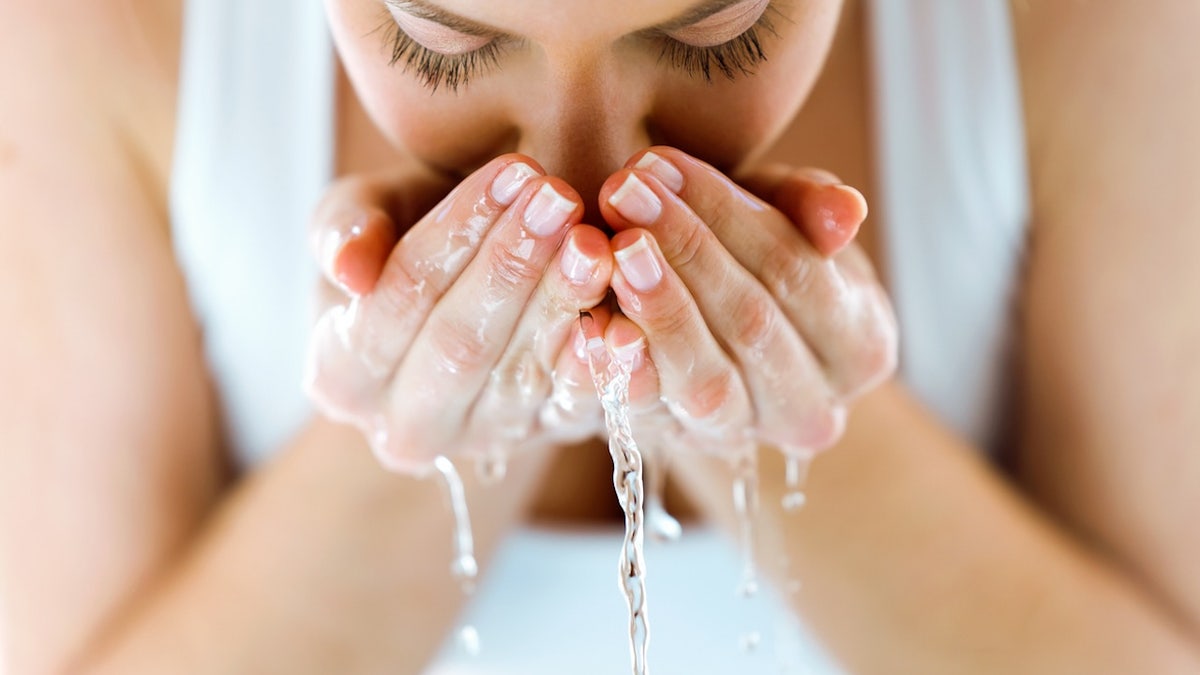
[378,20,505,93]
[655,9,778,83]
[377,6,779,93]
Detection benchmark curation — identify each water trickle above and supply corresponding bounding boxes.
[581,312,651,675]
[731,450,761,600]
[433,456,478,594]
[781,449,814,512]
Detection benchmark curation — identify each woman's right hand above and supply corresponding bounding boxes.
[304,155,614,474]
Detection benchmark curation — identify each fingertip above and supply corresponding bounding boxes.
[560,225,614,287]
[811,184,868,255]
[491,152,547,177]
[333,211,396,295]
[777,178,868,258]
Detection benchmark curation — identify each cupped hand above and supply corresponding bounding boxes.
[304,155,614,474]
[595,147,899,458]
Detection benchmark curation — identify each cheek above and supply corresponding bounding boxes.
[649,4,841,169]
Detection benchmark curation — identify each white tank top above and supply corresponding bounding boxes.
[168,2,1029,672]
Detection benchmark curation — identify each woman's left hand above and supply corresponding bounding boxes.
[595,147,899,457]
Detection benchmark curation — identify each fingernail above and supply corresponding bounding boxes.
[491,162,538,206]
[524,183,577,236]
[634,152,685,193]
[608,174,662,225]
[614,235,663,292]
[612,337,645,368]
[573,325,590,360]
[560,235,598,285]
[321,214,367,293]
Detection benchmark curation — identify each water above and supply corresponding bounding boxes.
[581,312,651,675]
[457,624,481,657]
[433,456,479,593]
[739,630,762,653]
[731,450,761,600]
[782,451,814,512]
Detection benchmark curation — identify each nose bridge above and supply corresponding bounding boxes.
[516,56,652,210]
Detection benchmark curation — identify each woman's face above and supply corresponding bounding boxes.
[327,0,842,206]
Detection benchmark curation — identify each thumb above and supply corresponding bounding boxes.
[737,164,868,258]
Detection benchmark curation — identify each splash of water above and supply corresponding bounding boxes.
[581,312,651,675]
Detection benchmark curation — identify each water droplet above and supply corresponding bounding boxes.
[739,631,761,653]
[458,624,481,657]
[781,490,807,512]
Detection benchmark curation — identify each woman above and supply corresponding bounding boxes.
[3,0,1200,673]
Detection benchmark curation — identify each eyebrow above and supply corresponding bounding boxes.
[384,0,748,38]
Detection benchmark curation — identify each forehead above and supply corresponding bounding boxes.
[409,0,724,41]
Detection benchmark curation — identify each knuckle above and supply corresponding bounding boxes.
[669,223,707,269]
[429,315,491,375]
[486,240,544,292]
[677,369,742,427]
[489,350,551,410]
[732,293,779,355]
[762,245,817,300]
[642,296,694,336]
[373,252,427,316]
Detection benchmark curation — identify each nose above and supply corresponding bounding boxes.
[514,60,653,227]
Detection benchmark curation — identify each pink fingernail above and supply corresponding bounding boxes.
[634,151,685,193]
[608,174,663,225]
[614,235,663,292]
[612,337,645,368]
[491,162,538,206]
[524,184,577,236]
[560,235,598,285]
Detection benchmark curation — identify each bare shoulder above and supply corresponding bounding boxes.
[1010,0,1200,636]
[1012,0,1200,205]
[0,2,223,671]
[1,0,181,192]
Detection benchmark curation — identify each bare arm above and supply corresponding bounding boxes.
[677,1,1200,672]
[0,4,551,673]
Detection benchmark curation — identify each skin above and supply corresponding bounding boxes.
[3,1,1200,674]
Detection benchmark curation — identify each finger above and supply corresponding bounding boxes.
[600,172,843,451]
[606,229,755,445]
[309,166,449,296]
[603,312,683,450]
[615,147,896,403]
[736,163,868,257]
[469,224,613,445]
[383,178,583,463]
[539,304,613,440]
[603,312,664,416]
[343,155,543,376]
